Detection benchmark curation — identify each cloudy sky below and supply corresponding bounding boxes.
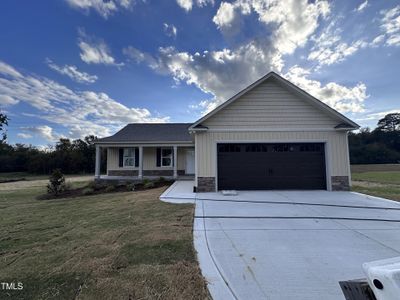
[0,0,399,146]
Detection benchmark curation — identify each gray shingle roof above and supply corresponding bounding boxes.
[97,123,193,143]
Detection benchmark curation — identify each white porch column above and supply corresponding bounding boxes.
[95,145,101,178]
[138,146,143,179]
[173,145,178,179]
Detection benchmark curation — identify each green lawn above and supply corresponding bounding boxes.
[351,167,400,201]
[0,172,49,182]
[0,180,208,299]
[352,171,400,185]
[0,172,94,183]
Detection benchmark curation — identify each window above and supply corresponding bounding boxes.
[123,148,135,167]
[245,144,268,152]
[272,144,289,152]
[161,148,173,167]
[300,144,322,152]
[219,145,241,152]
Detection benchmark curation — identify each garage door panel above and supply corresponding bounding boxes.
[217,143,326,190]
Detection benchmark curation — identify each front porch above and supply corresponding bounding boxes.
[94,143,195,181]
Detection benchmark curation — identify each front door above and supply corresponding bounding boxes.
[185,149,195,175]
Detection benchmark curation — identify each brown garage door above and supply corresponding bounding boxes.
[217,143,326,190]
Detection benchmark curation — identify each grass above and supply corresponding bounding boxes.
[351,164,400,202]
[0,180,209,299]
[0,172,48,183]
[352,171,400,185]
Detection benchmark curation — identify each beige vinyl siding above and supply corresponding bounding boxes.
[107,147,187,171]
[195,130,350,178]
[202,79,338,129]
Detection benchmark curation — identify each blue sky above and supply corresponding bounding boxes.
[0,0,399,146]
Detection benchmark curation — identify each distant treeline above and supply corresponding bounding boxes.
[349,129,400,164]
[0,136,106,174]
[0,112,399,175]
[349,112,400,164]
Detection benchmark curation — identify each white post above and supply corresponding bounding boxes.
[173,145,178,179]
[95,145,101,178]
[138,146,143,179]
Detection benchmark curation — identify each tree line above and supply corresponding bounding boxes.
[0,111,399,174]
[0,136,106,174]
[349,113,400,164]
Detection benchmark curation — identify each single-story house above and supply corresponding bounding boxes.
[94,72,359,192]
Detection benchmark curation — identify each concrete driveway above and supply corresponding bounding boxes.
[161,183,400,299]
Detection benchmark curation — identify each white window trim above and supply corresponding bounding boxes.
[161,147,173,167]
[123,147,136,168]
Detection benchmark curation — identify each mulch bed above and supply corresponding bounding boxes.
[37,180,173,200]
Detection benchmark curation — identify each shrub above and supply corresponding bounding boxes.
[88,181,106,191]
[144,181,155,189]
[127,183,135,191]
[105,185,116,193]
[158,177,165,183]
[142,178,150,185]
[47,169,66,196]
[82,187,94,195]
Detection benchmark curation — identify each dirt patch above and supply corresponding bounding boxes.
[0,176,92,191]
[352,180,395,188]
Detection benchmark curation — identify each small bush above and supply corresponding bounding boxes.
[105,185,116,193]
[88,181,106,191]
[82,187,94,195]
[47,169,66,196]
[126,183,135,191]
[144,181,155,189]
[158,177,166,183]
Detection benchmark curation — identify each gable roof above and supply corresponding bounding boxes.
[96,123,193,143]
[189,72,360,130]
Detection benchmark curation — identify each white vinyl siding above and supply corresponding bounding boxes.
[195,130,350,179]
[202,79,338,129]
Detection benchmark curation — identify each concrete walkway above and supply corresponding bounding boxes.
[161,182,400,300]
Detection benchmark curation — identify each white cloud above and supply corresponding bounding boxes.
[0,61,22,78]
[0,60,169,139]
[20,125,63,142]
[284,66,367,113]
[176,0,214,12]
[308,37,368,66]
[379,5,400,46]
[163,23,177,38]
[126,0,367,116]
[306,19,371,67]
[358,109,400,121]
[371,34,385,46]
[0,95,19,106]
[78,29,123,66]
[154,42,283,113]
[213,2,236,29]
[355,0,368,12]
[65,0,134,18]
[213,0,330,55]
[123,46,158,68]
[17,133,33,139]
[46,59,98,84]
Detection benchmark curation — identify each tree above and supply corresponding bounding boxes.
[377,113,400,132]
[0,111,9,143]
[47,169,67,196]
